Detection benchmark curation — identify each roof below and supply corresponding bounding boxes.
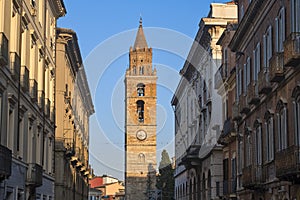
[133,18,148,49]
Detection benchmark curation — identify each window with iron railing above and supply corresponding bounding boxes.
[263,26,273,71]
[291,0,300,33]
[276,101,288,151]
[253,43,261,81]
[293,89,300,146]
[275,7,286,53]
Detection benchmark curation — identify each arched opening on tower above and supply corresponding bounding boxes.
[137,83,145,96]
[136,100,145,122]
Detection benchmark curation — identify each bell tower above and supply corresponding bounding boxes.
[124,18,157,200]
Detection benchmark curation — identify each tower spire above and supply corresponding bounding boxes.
[133,17,148,49]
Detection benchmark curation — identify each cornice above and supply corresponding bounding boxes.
[229,0,264,51]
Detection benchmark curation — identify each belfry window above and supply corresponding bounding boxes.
[139,66,144,75]
[137,100,144,122]
[137,83,145,96]
[133,66,136,75]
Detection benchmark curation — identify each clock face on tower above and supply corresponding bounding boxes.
[136,130,147,141]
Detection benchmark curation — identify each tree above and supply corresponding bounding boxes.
[156,149,174,200]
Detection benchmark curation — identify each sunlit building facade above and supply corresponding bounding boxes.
[172,2,238,200]
[55,28,94,200]
[0,0,65,199]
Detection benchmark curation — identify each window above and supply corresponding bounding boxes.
[240,5,244,19]
[276,100,288,151]
[291,0,300,32]
[265,111,274,162]
[245,127,252,167]
[238,140,243,174]
[243,57,251,93]
[138,153,145,163]
[136,100,144,122]
[275,8,286,52]
[139,66,144,75]
[253,43,261,81]
[263,26,273,70]
[236,66,242,100]
[137,83,145,96]
[224,48,228,76]
[254,121,262,165]
[292,87,300,146]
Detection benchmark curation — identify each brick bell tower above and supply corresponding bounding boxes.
[124,18,157,200]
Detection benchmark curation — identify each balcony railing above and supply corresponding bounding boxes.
[29,79,38,102]
[275,145,300,181]
[214,64,227,90]
[284,32,300,67]
[242,165,264,190]
[20,66,29,92]
[26,163,43,187]
[269,52,285,82]
[0,144,12,180]
[258,70,272,95]
[10,52,20,81]
[239,94,250,114]
[247,83,260,105]
[0,32,9,66]
[38,90,45,110]
[232,101,241,121]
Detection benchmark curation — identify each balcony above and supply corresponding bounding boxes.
[275,145,300,182]
[38,90,45,110]
[10,52,20,81]
[239,94,250,114]
[20,66,29,92]
[232,102,241,121]
[242,165,264,190]
[284,32,300,67]
[45,98,50,118]
[0,144,12,180]
[269,52,285,82]
[258,70,272,95]
[223,118,236,138]
[214,64,227,90]
[71,147,81,165]
[0,32,9,66]
[29,79,38,102]
[64,138,75,158]
[26,163,43,187]
[180,145,201,169]
[247,83,260,105]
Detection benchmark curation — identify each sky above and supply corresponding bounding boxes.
[58,0,230,180]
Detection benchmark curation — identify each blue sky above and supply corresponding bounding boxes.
[58,0,230,180]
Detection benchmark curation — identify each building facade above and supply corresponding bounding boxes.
[216,22,239,200]
[0,0,65,199]
[124,19,157,200]
[226,0,300,199]
[172,2,237,200]
[55,28,94,200]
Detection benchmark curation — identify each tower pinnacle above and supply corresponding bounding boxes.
[133,18,148,50]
